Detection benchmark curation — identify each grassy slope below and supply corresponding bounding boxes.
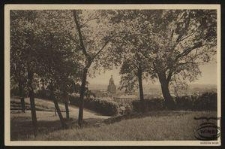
[10,97,110,140]
[35,111,217,141]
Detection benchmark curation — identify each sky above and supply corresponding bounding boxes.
[87,62,218,86]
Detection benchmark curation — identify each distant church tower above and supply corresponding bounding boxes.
[107,75,116,94]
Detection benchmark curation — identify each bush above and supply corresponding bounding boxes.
[132,98,165,113]
[132,92,217,112]
[175,96,193,110]
[174,92,217,111]
[192,92,217,111]
[69,96,119,116]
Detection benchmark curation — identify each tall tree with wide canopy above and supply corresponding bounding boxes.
[10,10,82,130]
[143,10,217,108]
[34,10,82,127]
[109,10,217,109]
[10,13,27,113]
[10,10,40,136]
[109,10,156,105]
[71,10,120,126]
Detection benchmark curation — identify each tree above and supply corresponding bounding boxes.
[119,55,148,103]
[108,10,155,105]
[109,10,216,109]
[10,10,81,132]
[10,27,27,113]
[118,41,151,105]
[71,10,118,126]
[10,10,41,136]
[34,10,81,127]
[143,10,217,108]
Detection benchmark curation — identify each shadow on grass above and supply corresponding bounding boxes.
[11,116,79,141]
[11,114,106,140]
[11,119,60,140]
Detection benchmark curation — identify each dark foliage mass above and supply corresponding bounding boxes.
[132,98,165,113]
[132,92,217,112]
[175,92,217,111]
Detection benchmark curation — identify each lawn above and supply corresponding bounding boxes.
[33,111,216,141]
[10,98,218,141]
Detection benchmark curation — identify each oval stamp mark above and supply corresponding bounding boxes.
[194,117,220,140]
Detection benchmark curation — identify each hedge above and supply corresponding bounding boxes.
[175,92,217,111]
[132,92,217,112]
[132,98,165,112]
[69,96,119,116]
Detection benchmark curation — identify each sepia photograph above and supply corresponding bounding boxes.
[4,4,221,146]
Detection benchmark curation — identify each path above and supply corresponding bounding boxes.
[10,97,111,140]
[11,97,110,122]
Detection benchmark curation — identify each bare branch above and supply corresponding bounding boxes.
[72,10,89,58]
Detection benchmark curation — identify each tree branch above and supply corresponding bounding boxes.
[92,39,111,60]
[176,11,191,43]
[167,70,173,82]
[174,41,203,62]
[179,32,195,42]
[91,33,119,60]
[72,10,89,58]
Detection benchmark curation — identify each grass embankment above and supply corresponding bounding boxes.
[34,111,216,141]
[10,97,217,141]
[11,97,56,111]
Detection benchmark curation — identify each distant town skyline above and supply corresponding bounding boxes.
[87,62,218,86]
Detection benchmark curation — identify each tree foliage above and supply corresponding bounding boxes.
[109,10,217,108]
[10,9,217,126]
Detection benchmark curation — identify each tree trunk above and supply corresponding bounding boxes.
[63,91,69,120]
[78,67,88,127]
[18,81,25,113]
[64,101,69,120]
[50,84,67,128]
[28,71,38,137]
[21,97,26,113]
[138,67,144,102]
[137,67,145,112]
[158,73,175,109]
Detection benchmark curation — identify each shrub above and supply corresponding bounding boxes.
[174,92,217,111]
[132,98,165,113]
[192,92,217,111]
[175,96,193,110]
[69,96,119,116]
[132,92,217,112]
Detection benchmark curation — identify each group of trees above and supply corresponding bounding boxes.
[10,9,217,134]
[113,10,216,108]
